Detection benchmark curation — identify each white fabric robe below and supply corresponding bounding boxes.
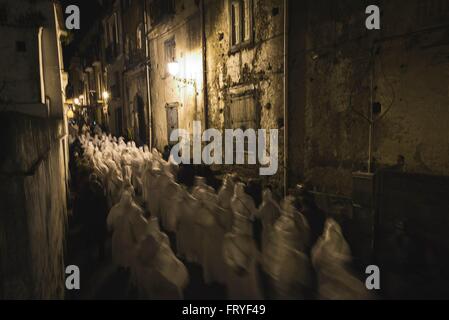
[223,184,263,299]
[175,189,200,261]
[311,218,371,300]
[256,189,281,256]
[134,234,189,300]
[107,192,148,269]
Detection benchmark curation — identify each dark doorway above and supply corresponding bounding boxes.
[135,95,147,145]
[115,108,123,137]
[165,102,179,145]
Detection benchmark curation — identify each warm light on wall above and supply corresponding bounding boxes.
[67,109,74,119]
[167,61,180,77]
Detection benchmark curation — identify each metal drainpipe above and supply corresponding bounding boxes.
[368,47,374,173]
[283,0,289,197]
[144,0,153,149]
[201,0,209,129]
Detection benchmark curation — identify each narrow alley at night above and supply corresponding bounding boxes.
[1,0,449,305]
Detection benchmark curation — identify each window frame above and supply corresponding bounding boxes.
[228,0,254,54]
[163,37,176,78]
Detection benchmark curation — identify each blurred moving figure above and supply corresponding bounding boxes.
[256,188,281,256]
[217,174,237,232]
[223,183,263,299]
[72,131,374,300]
[311,218,372,300]
[134,217,189,299]
[264,196,313,299]
[107,188,147,270]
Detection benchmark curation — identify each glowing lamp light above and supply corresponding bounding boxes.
[102,91,110,101]
[74,98,80,105]
[167,61,180,77]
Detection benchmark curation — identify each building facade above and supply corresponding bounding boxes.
[0,0,69,299]
[68,21,108,129]
[122,0,150,145]
[102,0,126,137]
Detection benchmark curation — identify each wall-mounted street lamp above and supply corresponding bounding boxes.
[74,97,80,105]
[167,61,199,118]
[102,91,110,102]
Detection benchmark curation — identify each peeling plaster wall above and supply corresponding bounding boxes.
[149,0,204,150]
[205,0,286,193]
[124,68,149,142]
[289,0,449,196]
[147,0,285,192]
[0,114,68,299]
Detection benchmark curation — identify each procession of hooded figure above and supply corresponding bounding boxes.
[70,130,372,300]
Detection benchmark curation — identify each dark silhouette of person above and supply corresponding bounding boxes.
[74,170,108,262]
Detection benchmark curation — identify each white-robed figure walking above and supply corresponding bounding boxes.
[265,196,313,299]
[131,158,144,197]
[159,162,180,232]
[193,179,227,285]
[176,186,201,261]
[217,174,236,232]
[107,188,148,270]
[145,161,163,218]
[256,188,281,256]
[141,160,152,209]
[311,218,371,300]
[134,217,189,300]
[104,159,124,207]
[223,183,263,299]
[188,177,215,264]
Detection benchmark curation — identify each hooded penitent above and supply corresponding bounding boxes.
[107,189,148,269]
[264,196,313,299]
[256,188,281,255]
[217,174,236,232]
[134,231,189,300]
[223,183,263,300]
[175,186,201,261]
[311,218,371,300]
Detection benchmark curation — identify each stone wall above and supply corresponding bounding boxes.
[205,0,286,194]
[289,0,449,196]
[148,0,204,150]
[0,112,68,299]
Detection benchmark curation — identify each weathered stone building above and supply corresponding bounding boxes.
[287,0,449,298]
[102,0,126,137]
[122,0,150,145]
[147,0,286,192]
[288,0,449,196]
[204,0,286,189]
[68,21,108,128]
[0,0,68,299]
[143,0,449,297]
[147,0,204,150]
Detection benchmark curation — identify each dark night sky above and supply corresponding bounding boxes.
[60,0,105,68]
